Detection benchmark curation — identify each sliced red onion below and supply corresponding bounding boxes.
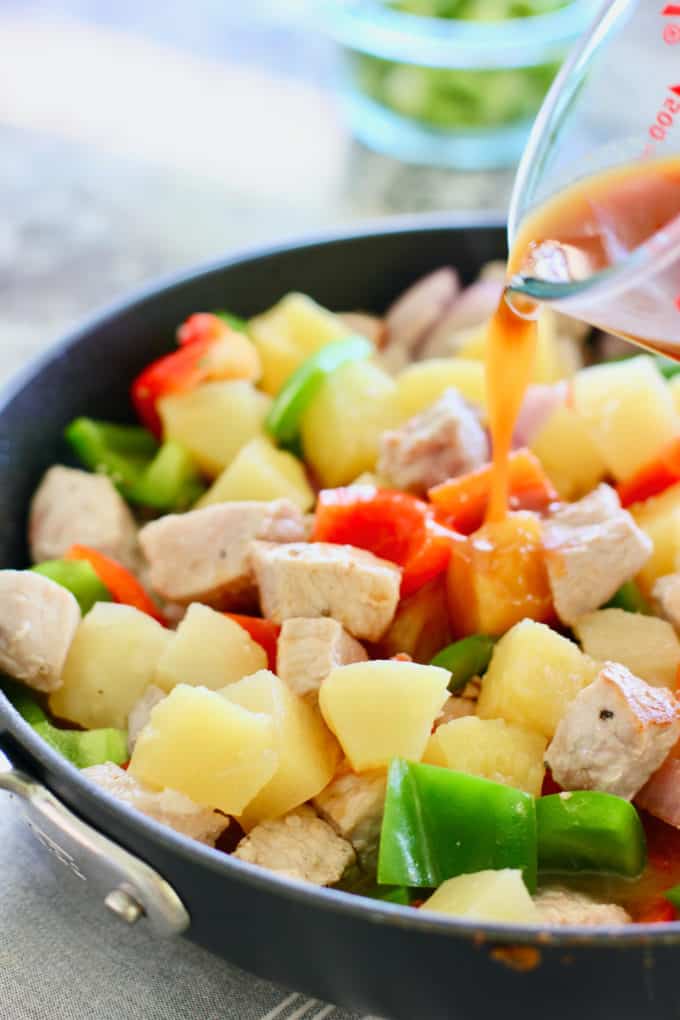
[382,267,460,373]
[636,755,680,828]
[512,381,568,448]
[597,331,634,362]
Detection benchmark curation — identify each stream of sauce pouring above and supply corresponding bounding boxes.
[485,157,680,520]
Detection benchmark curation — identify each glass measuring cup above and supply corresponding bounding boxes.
[506,0,680,353]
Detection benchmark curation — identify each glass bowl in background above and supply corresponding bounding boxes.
[322,0,598,170]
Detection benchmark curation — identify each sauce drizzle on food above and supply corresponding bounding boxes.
[486,156,680,519]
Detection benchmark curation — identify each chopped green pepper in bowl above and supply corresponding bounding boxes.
[323,0,598,169]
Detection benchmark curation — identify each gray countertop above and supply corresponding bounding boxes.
[0,1,512,381]
[0,5,511,1018]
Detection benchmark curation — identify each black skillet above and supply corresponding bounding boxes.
[0,216,678,1020]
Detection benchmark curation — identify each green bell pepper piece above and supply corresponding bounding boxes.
[537,792,646,878]
[337,871,412,904]
[664,882,680,910]
[32,559,113,615]
[430,634,496,692]
[128,440,205,510]
[266,336,373,445]
[65,417,158,495]
[2,681,127,768]
[66,417,204,511]
[378,759,537,890]
[372,885,411,905]
[214,310,249,334]
[654,356,680,379]
[603,580,650,615]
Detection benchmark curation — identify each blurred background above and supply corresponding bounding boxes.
[0,0,593,378]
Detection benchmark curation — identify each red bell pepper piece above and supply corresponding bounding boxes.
[131,334,225,436]
[641,810,680,874]
[617,437,680,508]
[65,545,166,624]
[131,316,259,437]
[176,312,226,347]
[224,614,280,672]
[428,449,557,535]
[312,486,456,597]
[540,769,563,797]
[636,899,677,924]
[399,518,455,599]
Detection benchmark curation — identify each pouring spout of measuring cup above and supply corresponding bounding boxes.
[504,0,680,355]
[506,239,597,309]
[505,230,680,358]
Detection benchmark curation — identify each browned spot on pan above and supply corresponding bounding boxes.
[489,946,542,972]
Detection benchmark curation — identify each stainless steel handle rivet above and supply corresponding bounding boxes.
[0,750,189,937]
[105,888,144,925]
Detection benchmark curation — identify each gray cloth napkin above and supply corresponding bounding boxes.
[0,796,385,1020]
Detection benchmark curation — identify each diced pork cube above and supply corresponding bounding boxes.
[0,570,80,692]
[549,483,621,527]
[652,574,680,633]
[233,805,356,885]
[543,485,652,625]
[545,662,680,800]
[250,542,401,642]
[127,684,166,755]
[29,465,139,570]
[534,886,631,926]
[277,617,367,701]
[139,499,307,607]
[314,766,386,869]
[377,389,488,493]
[83,762,226,846]
[382,268,460,373]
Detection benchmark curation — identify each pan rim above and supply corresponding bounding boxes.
[3,212,675,949]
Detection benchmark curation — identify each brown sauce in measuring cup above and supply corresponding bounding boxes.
[487,156,680,519]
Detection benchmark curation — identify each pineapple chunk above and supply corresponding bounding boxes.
[532,308,576,383]
[159,380,271,477]
[422,869,539,924]
[154,603,266,692]
[395,358,486,419]
[424,717,547,796]
[631,482,680,593]
[376,577,452,664]
[222,670,339,829]
[530,404,607,501]
[446,514,553,638]
[319,660,449,771]
[477,619,598,739]
[573,609,680,689]
[456,324,488,362]
[249,293,350,395]
[49,603,170,730]
[301,359,399,487]
[197,436,314,511]
[129,684,278,814]
[572,357,679,481]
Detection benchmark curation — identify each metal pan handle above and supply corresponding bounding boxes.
[0,745,189,937]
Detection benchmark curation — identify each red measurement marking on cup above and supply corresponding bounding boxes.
[642,84,680,156]
[662,5,680,15]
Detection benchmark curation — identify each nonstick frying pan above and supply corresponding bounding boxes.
[1,216,678,1020]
